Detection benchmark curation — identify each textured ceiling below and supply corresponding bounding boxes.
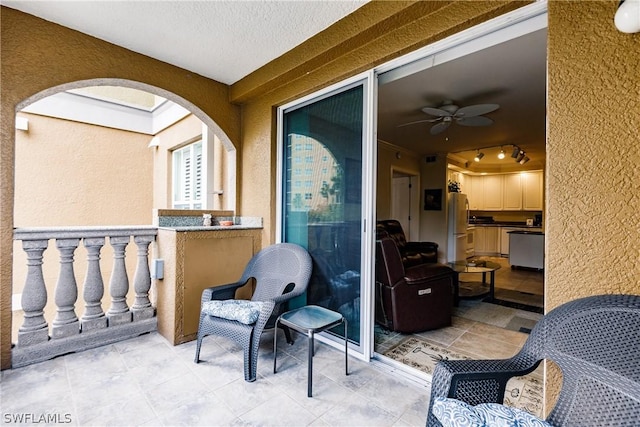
[1,0,368,85]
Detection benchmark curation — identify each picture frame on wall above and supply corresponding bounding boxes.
[424,189,442,211]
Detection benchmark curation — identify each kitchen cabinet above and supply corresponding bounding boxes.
[474,226,500,256]
[502,173,522,210]
[522,171,543,210]
[467,175,483,210]
[482,175,503,210]
[465,171,542,212]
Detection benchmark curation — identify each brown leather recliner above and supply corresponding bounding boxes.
[376,219,438,267]
[375,237,456,333]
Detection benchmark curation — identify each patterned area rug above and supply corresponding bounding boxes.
[384,337,543,417]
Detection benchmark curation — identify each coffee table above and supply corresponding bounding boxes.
[448,260,501,304]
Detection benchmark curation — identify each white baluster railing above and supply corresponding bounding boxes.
[12,226,158,368]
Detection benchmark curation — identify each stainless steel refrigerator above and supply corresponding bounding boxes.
[447,192,469,262]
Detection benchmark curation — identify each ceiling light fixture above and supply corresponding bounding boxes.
[474,151,484,162]
[615,0,640,33]
[516,150,525,162]
[519,156,530,165]
[511,146,520,158]
[498,147,505,159]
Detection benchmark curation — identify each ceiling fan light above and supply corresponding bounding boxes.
[498,149,505,159]
[474,151,484,162]
[511,146,520,158]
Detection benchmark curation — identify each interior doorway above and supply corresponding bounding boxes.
[391,170,420,241]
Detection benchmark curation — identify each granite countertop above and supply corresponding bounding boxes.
[159,225,262,231]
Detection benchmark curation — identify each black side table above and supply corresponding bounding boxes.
[273,305,348,397]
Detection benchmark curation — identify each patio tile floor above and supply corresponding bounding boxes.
[1,330,430,426]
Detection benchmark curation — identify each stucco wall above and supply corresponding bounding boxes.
[545,1,640,308]
[14,113,153,227]
[0,7,240,369]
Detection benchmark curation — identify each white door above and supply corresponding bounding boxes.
[391,174,420,240]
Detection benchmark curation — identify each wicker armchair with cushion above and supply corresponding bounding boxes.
[194,242,312,382]
[376,219,439,267]
[426,294,640,427]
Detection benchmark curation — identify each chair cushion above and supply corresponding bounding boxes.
[432,397,552,427]
[201,299,264,325]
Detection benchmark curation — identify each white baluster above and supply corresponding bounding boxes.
[17,239,50,347]
[106,236,131,325]
[81,237,107,331]
[132,235,155,321]
[51,238,80,339]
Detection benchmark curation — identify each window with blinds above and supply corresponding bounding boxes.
[172,140,203,209]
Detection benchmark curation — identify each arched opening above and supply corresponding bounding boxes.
[11,78,237,349]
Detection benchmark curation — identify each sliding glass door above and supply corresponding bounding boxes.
[279,78,373,350]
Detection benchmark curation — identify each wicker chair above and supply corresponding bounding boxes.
[426,294,640,427]
[194,243,312,382]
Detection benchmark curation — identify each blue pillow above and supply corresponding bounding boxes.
[432,397,552,427]
[201,299,264,325]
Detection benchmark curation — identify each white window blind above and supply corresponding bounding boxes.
[173,140,203,209]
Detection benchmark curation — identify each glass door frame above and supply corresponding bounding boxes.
[276,1,547,365]
[276,71,377,362]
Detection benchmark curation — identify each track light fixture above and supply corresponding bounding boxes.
[497,147,505,159]
[519,156,530,165]
[474,150,484,162]
[511,146,521,158]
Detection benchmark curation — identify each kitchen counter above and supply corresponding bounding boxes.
[509,231,544,269]
[508,230,544,235]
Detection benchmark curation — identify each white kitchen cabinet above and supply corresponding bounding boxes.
[522,171,543,210]
[467,175,483,210]
[502,173,522,210]
[482,175,503,210]
[475,226,500,255]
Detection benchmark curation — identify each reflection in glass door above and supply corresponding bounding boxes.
[281,84,365,345]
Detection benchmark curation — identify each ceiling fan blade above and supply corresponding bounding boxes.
[430,121,451,135]
[455,104,500,118]
[421,107,451,117]
[456,116,494,127]
[397,118,440,127]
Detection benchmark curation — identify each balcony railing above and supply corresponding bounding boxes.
[12,226,158,368]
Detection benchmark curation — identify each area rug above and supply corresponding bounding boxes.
[384,337,543,417]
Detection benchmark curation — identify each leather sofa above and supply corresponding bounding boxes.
[376,219,438,267]
[375,236,456,333]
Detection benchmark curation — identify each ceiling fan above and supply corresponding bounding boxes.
[399,100,500,135]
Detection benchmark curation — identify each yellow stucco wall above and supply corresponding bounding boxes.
[0,6,240,369]
[14,113,153,227]
[2,1,639,393]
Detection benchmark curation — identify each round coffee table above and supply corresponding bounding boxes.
[448,260,501,304]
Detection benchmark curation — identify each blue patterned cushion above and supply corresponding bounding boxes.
[201,300,264,325]
[432,397,552,427]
